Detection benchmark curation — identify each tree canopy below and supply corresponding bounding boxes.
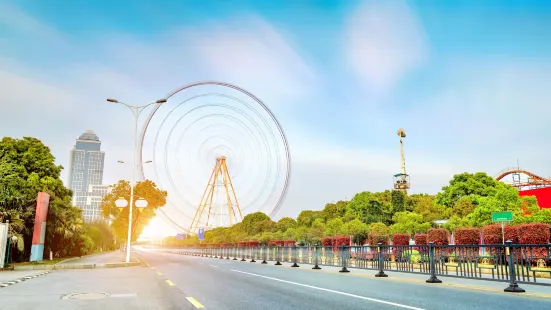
[166,172,551,247]
[100,179,167,242]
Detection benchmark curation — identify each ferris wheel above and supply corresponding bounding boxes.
[138,81,291,233]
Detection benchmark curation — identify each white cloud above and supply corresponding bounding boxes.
[344,0,428,95]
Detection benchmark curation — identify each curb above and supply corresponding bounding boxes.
[56,250,116,265]
[14,261,142,271]
[0,271,50,289]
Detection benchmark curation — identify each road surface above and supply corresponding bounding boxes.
[1,247,550,309]
[135,247,551,310]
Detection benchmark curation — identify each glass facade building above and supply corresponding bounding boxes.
[67,130,108,222]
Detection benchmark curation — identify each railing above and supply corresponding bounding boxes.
[166,241,551,293]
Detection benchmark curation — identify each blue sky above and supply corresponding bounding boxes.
[1,0,551,234]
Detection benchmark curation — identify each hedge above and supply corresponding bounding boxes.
[427,228,450,245]
[518,223,550,260]
[454,228,480,245]
[368,233,389,246]
[414,234,428,245]
[518,223,550,244]
[392,234,410,259]
[333,235,351,246]
[504,225,520,244]
[392,234,410,246]
[482,224,503,245]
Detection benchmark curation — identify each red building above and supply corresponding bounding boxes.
[519,187,551,209]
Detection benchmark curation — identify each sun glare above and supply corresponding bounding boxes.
[139,215,178,240]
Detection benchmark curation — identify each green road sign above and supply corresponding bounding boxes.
[492,211,513,222]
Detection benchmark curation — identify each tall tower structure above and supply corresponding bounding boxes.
[188,156,242,234]
[393,128,410,191]
[67,130,108,222]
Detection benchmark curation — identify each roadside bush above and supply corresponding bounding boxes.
[428,228,450,245]
[482,225,503,245]
[414,234,428,255]
[322,237,332,246]
[518,223,550,261]
[414,234,428,245]
[392,234,410,246]
[504,225,520,243]
[368,233,389,247]
[428,228,450,256]
[454,228,480,245]
[333,235,350,246]
[454,228,480,257]
[392,234,410,260]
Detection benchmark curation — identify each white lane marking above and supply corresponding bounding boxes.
[230,269,425,310]
[209,265,218,268]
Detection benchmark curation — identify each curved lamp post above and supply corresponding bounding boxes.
[107,95,165,264]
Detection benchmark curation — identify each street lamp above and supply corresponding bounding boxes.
[107,97,166,263]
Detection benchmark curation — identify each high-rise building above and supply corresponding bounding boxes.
[68,130,107,222]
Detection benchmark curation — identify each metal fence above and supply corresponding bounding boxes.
[169,241,551,293]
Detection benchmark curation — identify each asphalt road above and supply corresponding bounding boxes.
[136,247,551,310]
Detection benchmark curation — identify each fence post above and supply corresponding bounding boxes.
[261,246,268,264]
[375,243,388,277]
[241,246,246,261]
[291,245,300,267]
[250,246,256,262]
[312,246,321,270]
[275,246,282,265]
[504,240,525,293]
[339,245,350,273]
[220,247,224,259]
[426,242,442,283]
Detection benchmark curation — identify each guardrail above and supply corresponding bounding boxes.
[167,241,551,293]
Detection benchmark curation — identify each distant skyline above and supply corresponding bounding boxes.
[2,1,551,229]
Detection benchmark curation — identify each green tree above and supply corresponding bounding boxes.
[369,222,390,236]
[100,180,167,242]
[239,212,271,235]
[345,192,392,225]
[342,219,370,245]
[436,172,503,207]
[321,200,347,221]
[325,218,344,236]
[391,190,407,213]
[453,197,477,218]
[0,137,84,260]
[389,212,431,236]
[297,210,322,227]
[466,186,522,227]
[276,217,297,232]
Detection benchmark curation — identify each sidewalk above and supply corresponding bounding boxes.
[14,251,142,271]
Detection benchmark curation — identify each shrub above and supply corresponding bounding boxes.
[414,234,428,255]
[482,225,503,245]
[333,235,351,246]
[392,234,410,246]
[518,223,550,244]
[454,228,480,245]
[454,228,480,257]
[504,225,520,243]
[392,234,410,260]
[283,240,296,247]
[427,228,450,245]
[518,223,550,260]
[414,234,428,245]
[368,233,389,246]
[322,237,332,246]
